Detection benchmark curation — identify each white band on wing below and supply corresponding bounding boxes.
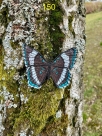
[29,50,38,65]
[57,68,67,85]
[31,67,40,85]
[57,53,69,85]
[61,53,69,67]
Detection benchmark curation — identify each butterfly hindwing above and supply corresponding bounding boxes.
[58,70,71,88]
[27,66,48,88]
[23,44,48,89]
[51,48,77,88]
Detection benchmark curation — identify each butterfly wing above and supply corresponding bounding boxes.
[51,48,77,88]
[23,44,48,89]
[27,66,48,88]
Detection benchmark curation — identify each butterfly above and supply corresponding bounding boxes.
[22,43,77,89]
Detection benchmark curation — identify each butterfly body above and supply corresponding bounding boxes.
[22,44,77,89]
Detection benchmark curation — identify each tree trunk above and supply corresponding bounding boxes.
[0,0,85,136]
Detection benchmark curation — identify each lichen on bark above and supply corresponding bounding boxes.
[0,0,85,136]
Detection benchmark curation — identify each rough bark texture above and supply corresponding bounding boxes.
[0,0,85,136]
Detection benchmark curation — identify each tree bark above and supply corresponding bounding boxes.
[0,0,85,136]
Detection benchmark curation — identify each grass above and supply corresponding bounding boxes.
[83,11,102,135]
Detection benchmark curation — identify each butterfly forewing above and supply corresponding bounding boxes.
[23,44,48,88]
[64,47,77,69]
[52,47,77,69]
[23,44,47,67]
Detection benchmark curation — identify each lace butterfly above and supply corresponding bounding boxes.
[22,43,77,89]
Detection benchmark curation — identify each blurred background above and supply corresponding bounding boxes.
[83,0,102,135]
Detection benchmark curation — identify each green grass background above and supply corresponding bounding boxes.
[83,12,102,136]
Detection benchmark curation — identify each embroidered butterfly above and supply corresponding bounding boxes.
[22,43,77,89]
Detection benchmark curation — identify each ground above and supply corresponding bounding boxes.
[83,11,102,136]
